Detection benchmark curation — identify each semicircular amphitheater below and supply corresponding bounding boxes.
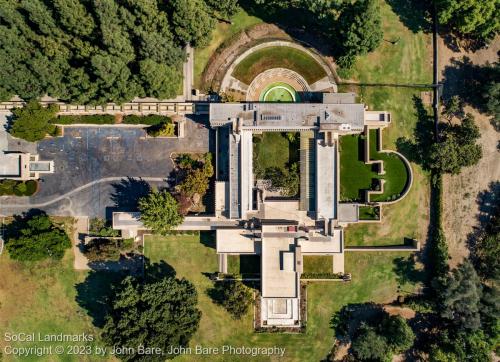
[220,41,337,102]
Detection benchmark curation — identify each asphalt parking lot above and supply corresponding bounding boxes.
[1,117,211,217]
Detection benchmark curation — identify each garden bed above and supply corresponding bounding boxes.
[232,46,326,85]
[359,205,381,221]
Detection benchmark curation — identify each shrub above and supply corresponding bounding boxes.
[146,121,176,137]
[14,182,27,196]
[122,114,171,126]
[208,280,253,319]
[10,101,58,142]
[53,115,115,124]
[24,180,38,195]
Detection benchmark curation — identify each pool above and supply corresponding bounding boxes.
[259,82,299,102]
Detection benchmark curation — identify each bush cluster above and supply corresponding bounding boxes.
[0,179,38,196]
[146,122,176,137]
[123,115,172,126]
[53,115,116,124]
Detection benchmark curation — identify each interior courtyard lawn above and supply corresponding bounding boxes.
[144,233,422,361]
[194,9,263,89]
[253,132,299,173]
[232,46,327,85]
[227,254,261,276]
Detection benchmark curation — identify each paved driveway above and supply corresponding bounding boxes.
[1,117,211,217]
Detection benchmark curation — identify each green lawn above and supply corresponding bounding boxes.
[227,254,261,276]
[339,134,378,202]
[358,205,380,220]
[253,132,299,175]
[194,9,263,89]
[144,233,422,361]
[342,0,432,84]
[0,253,107,362]
[303,256,333,273]
[343,87,431,247]
[232,46,327,85]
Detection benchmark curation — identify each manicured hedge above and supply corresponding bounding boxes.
[0,179,38,196]
[300,272,343,279]
[53,115,115,124]
[122,114,172,125]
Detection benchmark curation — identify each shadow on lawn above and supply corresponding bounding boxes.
[386,0,432,34]
[75,259,176,328]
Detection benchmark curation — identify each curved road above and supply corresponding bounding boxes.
[0,176,166,209]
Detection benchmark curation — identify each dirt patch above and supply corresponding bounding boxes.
[383,305,416,319]
[439,35,500,267]
[443,108,499,267]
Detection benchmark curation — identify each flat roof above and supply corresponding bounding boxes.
[316,140,337,220]
[0,153,21,176]
[209,103,365,130]
[216,228,260,254]
[261,236,298,298]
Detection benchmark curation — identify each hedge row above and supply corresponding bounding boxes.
[301,272,343,279]
[0,179,38,196]
[122,114,172,126]
[51,114,172,126]
[53,115,115,124]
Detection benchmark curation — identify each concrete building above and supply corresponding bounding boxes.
[209,93,390,328]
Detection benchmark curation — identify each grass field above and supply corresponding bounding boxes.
[0,253,107,362]
[144,234,422,361]
[232,47,327,85]
[343,1,432,84]
[194,9,263,89]
[303,256,333,273]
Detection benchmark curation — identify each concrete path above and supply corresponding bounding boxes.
[0,176,165,210]
[184,45,194,100]
[72,216,90,270]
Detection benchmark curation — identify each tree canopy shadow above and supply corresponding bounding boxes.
[393,255,426,286]
[75,259,177,328]
[396,95,434,171]
[110,177,152,211]
[441,56,499,112]
[466,181,500,255]
[385,0,432,33]
[330,302,385,339]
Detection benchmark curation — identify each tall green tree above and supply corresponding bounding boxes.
[103,275,201,361]
[335,0,383,67]
[170,0,216,47]
[351,324,390,361]
[138,190,184,235]
[10,101,58,141]
[485,82,500,130]
[6,214,71,261]
[205,0,240,19]
[436,0,500,41]
[209,280,253,319]
[437,261,483,331]
[430,114,482,174]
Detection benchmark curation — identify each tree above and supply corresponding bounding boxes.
[437,261,483,331]
[430,330,492,362]
[102,275,201,361]
[10,101,58,142]
[170,0,216,47]
[442,95,462,121]
[138,190,184,235]
[436,0,499,41]
[351,324,390,361]
[383,315,415,353]
[6,214,71,261]
[205,0,240,19]
[485,82,500,130]
[335,0,383,66]
[209,280,253,319]
[430,114,482,174]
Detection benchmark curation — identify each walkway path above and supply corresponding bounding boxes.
[0,176,165,211]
